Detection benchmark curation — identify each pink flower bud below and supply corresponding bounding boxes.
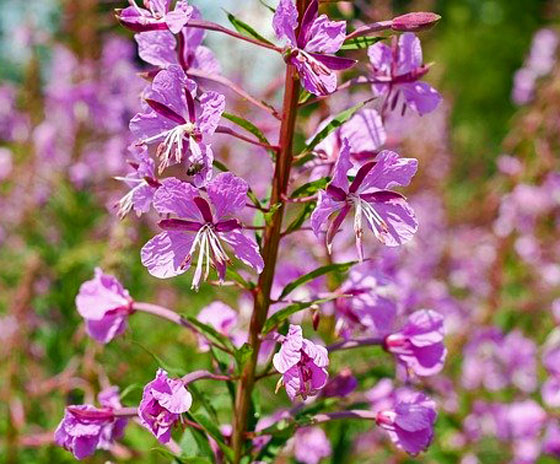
[391,12,441,32]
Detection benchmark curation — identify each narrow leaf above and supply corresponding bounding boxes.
[302,99,373,155]
[258,0,276,13]
[284,202,314,235]
[222,112,276,160]
[132,341,183,377]
[278,262,357,300]
[184,316,236,353]
[262,297,338,335]
[340,36,383,51]
[290,178,329,199]
[191,412,235,462]
[224,10,274,45]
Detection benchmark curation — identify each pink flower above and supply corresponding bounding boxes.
[75,268,133,344]
[273,324,329,401]
[117,0,193,34]
[376,391,437,455]
[273,0,355,95]
[294,427,331,464]
[138,369,193,443]
[196,301,239,351]
[384,310,447,376]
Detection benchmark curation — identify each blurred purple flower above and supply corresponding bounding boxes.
[311,139,418,258]
[55,388,127,460]
[196,301,239,351]
[273,0,355,95]
[141,174,264,289]
[130,65,224,185]
[117,0,193,34]
[368,33,442,115]
[542,329,560,407]
[376,391,437,455]
[273,324,329,401]
[384,309,446,377]
[294,427,331,464]
[75,268,133,344]
[138,368,192,443]
[322,367,358,398]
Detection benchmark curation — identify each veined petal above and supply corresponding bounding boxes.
[141,231,196,278]
[153,177,202,220]
[273,325,304,373]
[305,15,347,54]
[135,31,177,68]
[130,110,176,142]
[292,53,338,96]
[360,190,418,247]
[297,0,318,48]
[330,137,353,191]
[273,0,298,47]
[165,0,193,34]
[149,65,194,119]
[355,150,418,192]
[367,41,392,75]
[340,109,386,157]
[207,172,249,219]
[310,190,344,237]
[198,91,225,136]
[302,339,329,368]
[397,32,423,75]
[309,52,356,71]
[220,229,264,273]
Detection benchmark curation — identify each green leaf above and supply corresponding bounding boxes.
[290,178,329,199]
[188,384,219,422]
[262,297,338,335]
[340,36,383,50]
[118,383,142,402]
[191,411,235,462]
[225,266,255,290]
[184,316,236,353]
[224,10,274,45]
[263,202,282,225]
[258,0,276,13]
[278,261,358,300]
[222,112,276,160]
[284,202,314,235]
[180,427,215,460]
[301,100,373,156]
[131,341,183,377]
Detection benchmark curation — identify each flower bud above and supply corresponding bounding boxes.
[391,12,441,32]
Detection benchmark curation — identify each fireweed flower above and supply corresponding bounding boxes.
[273,0,356,95]
[334,264,398,338]
[141,174,264,289]
[55,388,127,460]
[376,391,437,455]
[273,324,329,401]
[115,145,160,219]
[311,139,418,259]
[384,310,447,377]
[75,268,133,344]
[541,328,560,407]
[138,369,193,443]
[293,427,332,464]
[368,33,442,115]
[130,65,225,185]
[135,7,220,73]
[117,0,193,34]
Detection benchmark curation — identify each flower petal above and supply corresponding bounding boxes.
[340,109,386,156]
[397,32,423,75]
[198,91,225,136]
[273,325,304,373]
[399,81,442,116]
[305,15,347,54]
[141,231,196,278]
[135,31,177,68]
[207,172,249,219]
[220,229,264,273]
[310,190,344,237]
[273,0,298,47]
[356,150,418,192]
[153,177,202,220]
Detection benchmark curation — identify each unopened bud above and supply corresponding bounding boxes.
[312,308,321,331]
[391,12,441,32]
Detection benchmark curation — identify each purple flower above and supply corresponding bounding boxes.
[334,264,398,338]
[542,329,560,407]
[368,33,442,115]
[55,388,127,460]
[117,0,193,34]
[311,139,418,259]
[115,145,160,219]
[293,427,331,464]
[135,7,220,74]
[273,324,329,401]
[138,369,193,443]
[130,65,224,185]
[75,268,133,344]
[376,391,437,455]
[196,301,239,351]
[543,421,560,458]
[273,0,355,95]
[384,310,446,377]
[141,174,264,289]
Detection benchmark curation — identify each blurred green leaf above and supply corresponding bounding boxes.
[340,36,383,50]
[224,10,274,45]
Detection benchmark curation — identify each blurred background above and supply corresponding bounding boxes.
[0,0,559,463]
